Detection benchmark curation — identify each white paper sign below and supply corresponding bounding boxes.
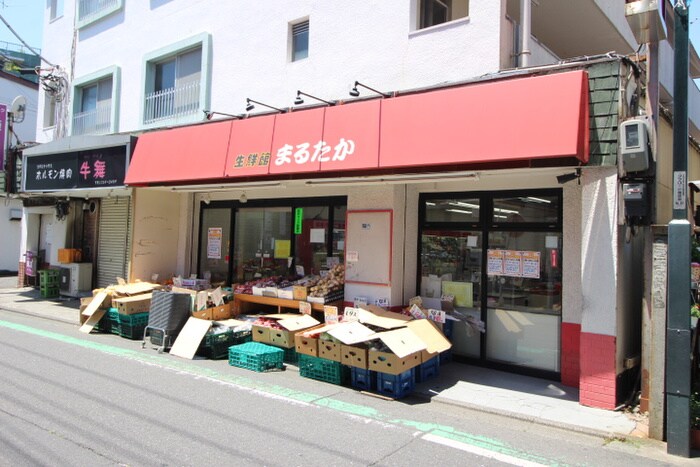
[347,251,359,262]
[353,296,368,307]
[207,227,222,259]
[324,305,339,324]
[310,228,326,244]
[299,301,312,315]
[343,307,360,322]
[409,304,426,319]
[375,297,389,307]
[467,236,478,247]
[427,309,446,324]
[545,236,559,249]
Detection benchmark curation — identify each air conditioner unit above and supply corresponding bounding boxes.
[59,263,93,297]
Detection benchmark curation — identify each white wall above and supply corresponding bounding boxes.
[0,198,22,271]
[0,76,38,145]
[580,167,619,337]
[130,189,181,282]
[38,1,503,142]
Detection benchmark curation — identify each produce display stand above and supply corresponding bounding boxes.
[233,294,342,321]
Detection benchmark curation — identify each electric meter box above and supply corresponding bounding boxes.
[623,182,649,218]
[620,118,650,173]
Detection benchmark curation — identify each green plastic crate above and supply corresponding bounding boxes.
[118,312,150,327]
[200,329,251,360]
[228,342,284,372]
[298,354,349,385]
[119,323,147,340]
[107,309,121,335]
[40,287,59,298]
[281,346,298,364]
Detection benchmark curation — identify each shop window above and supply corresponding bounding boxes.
[76,0,124,29]
[143,33,211,127]
[418,0,469,30]
[234,207,293,282]
[492,195,560,224]
[291,19,309,62]
[425,197,480,223]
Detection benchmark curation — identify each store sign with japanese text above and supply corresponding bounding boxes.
[24,146,127,191]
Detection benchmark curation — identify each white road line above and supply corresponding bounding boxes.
[422,433,549,467]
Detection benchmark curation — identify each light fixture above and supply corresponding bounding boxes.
[239,192,248,204]
[169,181,282,192]
[203,110,242,120]
[294,90,336,106]
[349,81,391,98]
[556,168,581,185]
[304,171,480,186]
[245,98,285,113]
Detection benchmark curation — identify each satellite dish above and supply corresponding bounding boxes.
[11,95,26,123]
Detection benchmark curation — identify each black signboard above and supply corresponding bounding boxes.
[24,145,127,191]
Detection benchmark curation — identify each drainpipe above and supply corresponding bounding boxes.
[520,0,531,67]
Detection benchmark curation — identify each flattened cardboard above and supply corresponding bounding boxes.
[327,321,377,345]
[278,314,319,331]
[170,317,213,359]
[406,319,451,354]
[214,318,251,328]
[111,281,161,296]
[82,291,108,317]
[79,308,107,333]
[375,328,427,358]
[356,306,410,329]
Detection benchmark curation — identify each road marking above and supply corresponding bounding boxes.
[423,433,548,467]
[0,319,566,466]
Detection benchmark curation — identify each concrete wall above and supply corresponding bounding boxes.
[0,198,22,271]
[0,76,38,145]
[130,189,181,282]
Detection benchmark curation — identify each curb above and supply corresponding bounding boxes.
[0,304,79,326]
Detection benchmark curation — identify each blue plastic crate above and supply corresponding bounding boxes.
[228,342,284,372]
[298,354,349,385]
[442,319,454,340]
[350,367,376,391]
[416,356,440,383]
[439,349,453,365]
[376,368,415,399]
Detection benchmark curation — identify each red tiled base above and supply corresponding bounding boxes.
[579,332,617,409]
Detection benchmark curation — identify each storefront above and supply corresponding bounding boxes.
[125,65,637,407]
[20,134,136,290]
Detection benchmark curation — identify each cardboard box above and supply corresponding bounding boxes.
[113,293,152,315]
[341,344,369,369]
[270,328,298,348]
[58,248,82,264]
[293,285,308,301]
[369,349,421,375]
[295,333,320,357]
[318,339,341,362]
[192,301,234,321]
[252,324,272,344]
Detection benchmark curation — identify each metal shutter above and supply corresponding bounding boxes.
[97,196,132,288]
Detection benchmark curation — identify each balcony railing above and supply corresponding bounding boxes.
[72,102,112,136]
[144,81,200,124]
[78,0,120,23]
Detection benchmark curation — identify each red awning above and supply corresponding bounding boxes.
[125,70,588,186]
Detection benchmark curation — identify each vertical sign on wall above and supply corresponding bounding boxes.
[294,207,303,234]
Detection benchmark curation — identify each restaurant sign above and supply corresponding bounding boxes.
[24,146,128,192]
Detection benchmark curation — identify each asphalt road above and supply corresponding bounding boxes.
[0,310,693,467]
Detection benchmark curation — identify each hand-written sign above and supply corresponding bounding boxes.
[299,301,312,315]
[427,309,446,324]
[324,305,339,324]
[343,306,360,322]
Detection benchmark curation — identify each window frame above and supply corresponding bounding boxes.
[48,0,64,22]
[42,91,57,129]
[290,19,309,62]
[76,0,124,30]
[141,33,212,129]
[412,0,470,32]
[71,66,120,135]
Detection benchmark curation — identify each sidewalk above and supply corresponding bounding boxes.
[0,275,643,440]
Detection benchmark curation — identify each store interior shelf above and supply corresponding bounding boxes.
[233,293,342,316]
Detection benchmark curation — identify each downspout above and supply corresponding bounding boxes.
[520,0,531,67]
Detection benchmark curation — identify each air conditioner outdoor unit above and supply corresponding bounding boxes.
[59,263,93,297]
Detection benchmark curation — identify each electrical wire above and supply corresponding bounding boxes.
[0,13,54,67]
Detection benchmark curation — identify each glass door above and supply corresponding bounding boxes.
[198,208,231,286]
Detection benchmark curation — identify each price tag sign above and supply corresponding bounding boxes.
[299,301,312,315]
[343,306,359,322]
[375,298,389,308]
[353,296,368,307]
[427,309,446,324]
[324,305,339,324]
[409,304,426,320]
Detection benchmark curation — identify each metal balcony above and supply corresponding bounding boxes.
[78,0,120,23]
[72,102,112,136]
[144,82,200,124]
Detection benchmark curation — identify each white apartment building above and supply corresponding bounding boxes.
[18,0,700,430]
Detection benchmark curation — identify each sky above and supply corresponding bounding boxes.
[0,1,699,73]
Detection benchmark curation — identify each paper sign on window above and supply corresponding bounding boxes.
[207,228,222,259]
[487,249,504,275]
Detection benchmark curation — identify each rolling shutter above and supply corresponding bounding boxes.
[97,196,132,288]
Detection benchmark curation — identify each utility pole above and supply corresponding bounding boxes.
[666,0,692,457]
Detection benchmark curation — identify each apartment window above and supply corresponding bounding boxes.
[145,47,201,123]
[73,77,113,135]
[76,0,124,29]
[291,20,309,62]
[43,92,56,128]
[419,0,469,29]
[48,0,64,21]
